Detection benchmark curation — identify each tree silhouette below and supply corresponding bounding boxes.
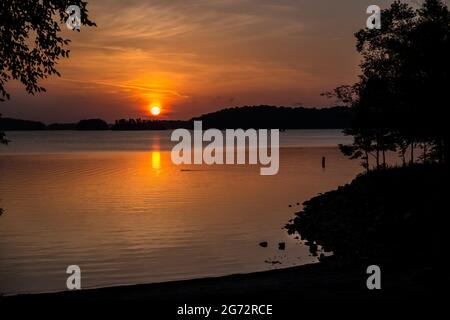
[328,0,449,169]
[0,0,95,101]
[0,0,95,142]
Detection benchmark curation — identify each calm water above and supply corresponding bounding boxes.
[0,130,360,295]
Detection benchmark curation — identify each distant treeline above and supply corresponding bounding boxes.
[111,119,191,130]
[0,117,47,130]
[193,106,350,129]
[0,118,110,131]
[0,106,351,131]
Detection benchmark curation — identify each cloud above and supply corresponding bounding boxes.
[4,0,373,121]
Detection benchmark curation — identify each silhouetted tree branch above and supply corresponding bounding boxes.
[0,0,96,102]
[0,1,95,143]
[327,0,450,169]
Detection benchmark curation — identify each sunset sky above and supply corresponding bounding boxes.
[1,0,397,123]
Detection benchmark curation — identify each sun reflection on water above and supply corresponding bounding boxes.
[151,151,161,170]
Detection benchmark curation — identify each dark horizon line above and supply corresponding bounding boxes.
[1,104,346,125]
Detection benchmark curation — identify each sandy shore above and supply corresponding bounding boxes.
[3,262,432,302]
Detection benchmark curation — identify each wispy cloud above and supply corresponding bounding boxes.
[4,0,377,122]
[60,77,189,98]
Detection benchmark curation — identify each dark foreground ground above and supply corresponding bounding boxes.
[2,263,442,319]
[3,261,434,303]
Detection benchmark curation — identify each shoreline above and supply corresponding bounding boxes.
[3,262,433,302]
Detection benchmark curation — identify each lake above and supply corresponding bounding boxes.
[0,130,361,295]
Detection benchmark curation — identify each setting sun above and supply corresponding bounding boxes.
[151,106,161,116]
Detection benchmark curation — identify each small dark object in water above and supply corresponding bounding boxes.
[265,260,281,265]
[296,202,300,206]
[288,205,292,208]
[278,242,286,250]
[259,241,268,248]
[322,156,326,169]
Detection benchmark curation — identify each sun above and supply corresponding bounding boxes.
[150,106,161,116]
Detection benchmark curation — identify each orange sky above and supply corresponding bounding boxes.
[1,0,397,122]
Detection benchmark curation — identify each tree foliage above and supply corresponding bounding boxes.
[0,0,95,102]
[0,0,95,143]
[327,0,450,169]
